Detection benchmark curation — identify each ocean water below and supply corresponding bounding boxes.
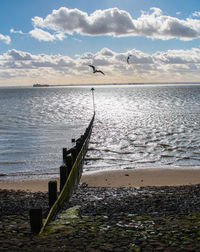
[0,84,200,180]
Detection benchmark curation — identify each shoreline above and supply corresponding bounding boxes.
[1,168,200,192]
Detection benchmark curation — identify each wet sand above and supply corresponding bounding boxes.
[0,178,59,192]
[1,168,200,192]
[81,168,200,187]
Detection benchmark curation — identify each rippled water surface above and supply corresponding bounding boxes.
[1,84,200,179]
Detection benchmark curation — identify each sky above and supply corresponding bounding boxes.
[1,0,200,86]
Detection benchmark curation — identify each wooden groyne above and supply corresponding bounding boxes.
[29,112,95,235]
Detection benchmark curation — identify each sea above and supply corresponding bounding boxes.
[0,83,200,180]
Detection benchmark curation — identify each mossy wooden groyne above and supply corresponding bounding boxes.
[29,112,95,235]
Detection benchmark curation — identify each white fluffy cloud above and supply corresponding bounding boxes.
[0,49,75,69]
[29,28,66,41]
[30,7,200,41]
[154,48,200,64]
[1,47,200,84]
[0,33,11,44]
[2,47,200,69]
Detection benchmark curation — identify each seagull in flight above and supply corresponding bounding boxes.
[88,65,105,75]
[127,55,132,64]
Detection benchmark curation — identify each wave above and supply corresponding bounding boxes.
[88,147,134,155]
[0,161,26,165]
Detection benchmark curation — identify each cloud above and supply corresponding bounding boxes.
[10,28,24,35]
[30,6,200,41]
[0,49,75,69]
[126,49,154,64]
[29,28,66,41]
[153,48,200,64]
[2,48,200,68]
[0,33,11,44]
[193,11,200,17]
[7,49,33,61]
[99,48,115,57]
[1,47,200,83]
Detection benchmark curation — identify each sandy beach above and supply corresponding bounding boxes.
[0,178,60,192]
[81,168,200,187]
[1,168,200,192]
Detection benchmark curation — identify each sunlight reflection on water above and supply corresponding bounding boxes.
[84,84,200,173]
[1,84,200,179]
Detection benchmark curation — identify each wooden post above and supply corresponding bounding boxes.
[76,140,81,153]
[63,148,67,165]
[71,147,77,163]
[66,154,73,177]
[83,132,86,142]
[29,207,43,234]
[48,180,57,208]
[85,127,89,136]
[60,165,67,192]
[82,139,86,156]
[80,135,84,145]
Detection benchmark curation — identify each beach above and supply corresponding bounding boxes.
[1,168,200,192]
[81,168,200,187]
[1,168,200,250]
[0,177,60,192]
[1,178,200,250]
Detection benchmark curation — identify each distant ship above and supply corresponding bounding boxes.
[33,83,49,87]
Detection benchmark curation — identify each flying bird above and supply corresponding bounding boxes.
[88,65,105,75]
[127,55,132,64]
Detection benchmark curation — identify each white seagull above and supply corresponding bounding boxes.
[88,65,105,75]
[127,55,132,64]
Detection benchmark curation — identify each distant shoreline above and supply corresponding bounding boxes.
[1,82,200,88]
[39,82,200,87]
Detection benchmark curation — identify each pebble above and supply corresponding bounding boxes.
[1,184,200,250]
